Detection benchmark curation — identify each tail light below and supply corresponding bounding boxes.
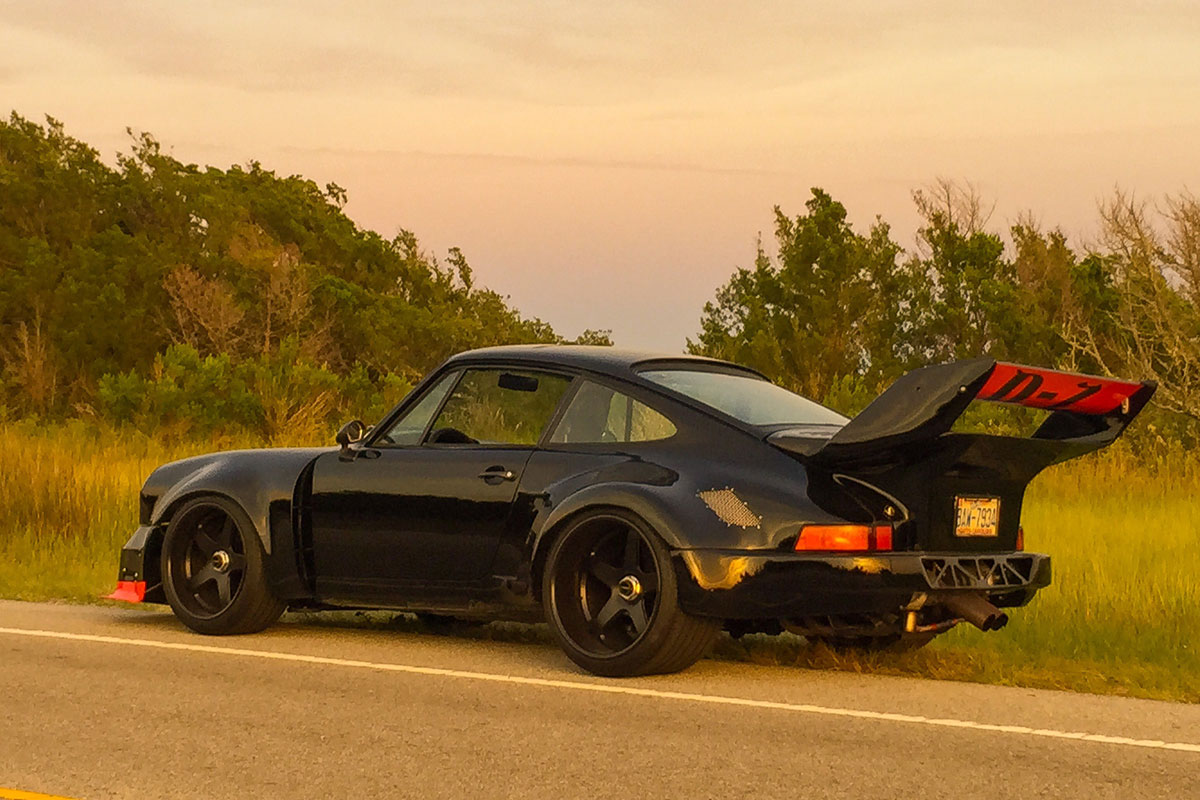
[795,523,894,552]
[874,524,893,550]
[1016,525,1025,551]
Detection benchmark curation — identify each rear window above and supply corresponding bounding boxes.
[639,369,848,427]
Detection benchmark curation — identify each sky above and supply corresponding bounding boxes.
[2,1,1198,351]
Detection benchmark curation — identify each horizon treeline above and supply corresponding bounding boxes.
[689,182,1199,444]
[1,113,1196,445]
[0,113,608,438]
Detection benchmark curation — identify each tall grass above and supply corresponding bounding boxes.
[0,422,271,601]
[930,444,1200,696]
[0,422,1196,700]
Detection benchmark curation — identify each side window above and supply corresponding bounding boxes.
[427,368,571,445]
[377,371,460,445]
[549,381,677,444]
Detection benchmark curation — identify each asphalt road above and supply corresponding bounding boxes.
[2,600,1198,800]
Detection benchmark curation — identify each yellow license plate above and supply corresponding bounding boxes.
[954,496,1000,537]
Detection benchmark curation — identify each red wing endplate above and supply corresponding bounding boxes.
[979,363,1146,416]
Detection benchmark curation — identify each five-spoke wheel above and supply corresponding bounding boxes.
[161,496,285,635]
[543,510,718,676]
[580,524,659,649]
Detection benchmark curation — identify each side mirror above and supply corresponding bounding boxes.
[335,419,367,452]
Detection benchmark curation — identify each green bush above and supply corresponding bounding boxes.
[97,342,411,442]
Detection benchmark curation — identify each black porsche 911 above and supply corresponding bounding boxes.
[108,346,1154,676]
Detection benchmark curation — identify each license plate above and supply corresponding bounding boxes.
[954,496,1000,537]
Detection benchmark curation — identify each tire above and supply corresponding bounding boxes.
[161,496,286,635]
[543,509,719,677]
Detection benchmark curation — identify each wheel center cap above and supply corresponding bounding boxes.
[617,575,642,602]
[211,550,231,573]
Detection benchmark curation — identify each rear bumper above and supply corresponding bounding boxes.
[672,549,1051,620]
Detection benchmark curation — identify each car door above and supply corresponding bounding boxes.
[309,366,572,599]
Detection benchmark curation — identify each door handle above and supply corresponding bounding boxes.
[478,466,516,482]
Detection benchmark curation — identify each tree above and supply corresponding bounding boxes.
[688,188,905,398]
[903,180,1017,363]
[0,113,570,417]
[1065,190,1200,421]
[569,329,614,346]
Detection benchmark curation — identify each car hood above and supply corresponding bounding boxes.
[144,447,333,496]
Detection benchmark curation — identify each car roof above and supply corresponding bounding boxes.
[443,345,765,380]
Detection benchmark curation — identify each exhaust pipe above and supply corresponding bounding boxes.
[942,592,1009,632]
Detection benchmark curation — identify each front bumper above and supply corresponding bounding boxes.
[109,525,165,603]
[673,549,1051,620]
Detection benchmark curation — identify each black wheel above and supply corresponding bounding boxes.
[161,496,285,635]
[543,510,719,677]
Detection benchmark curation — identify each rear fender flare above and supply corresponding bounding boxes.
[526,483,713,599]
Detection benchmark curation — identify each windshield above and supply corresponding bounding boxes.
[640,369,848,427]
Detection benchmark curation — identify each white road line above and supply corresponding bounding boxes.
[3,625,1198,755]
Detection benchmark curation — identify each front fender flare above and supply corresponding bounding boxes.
[148,449,327,554]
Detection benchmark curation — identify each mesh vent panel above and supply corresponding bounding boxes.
[697,488,761,529]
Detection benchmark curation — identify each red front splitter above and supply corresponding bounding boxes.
[104,580,146,603]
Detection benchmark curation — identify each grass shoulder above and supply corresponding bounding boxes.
[1,425,1196,703]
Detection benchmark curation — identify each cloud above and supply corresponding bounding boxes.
[276,143,788,176]
[0,1,491,95]
[0,0,1017,102]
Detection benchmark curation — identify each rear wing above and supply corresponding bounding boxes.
[771,359,1156,471]
[978,362,1149,416]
